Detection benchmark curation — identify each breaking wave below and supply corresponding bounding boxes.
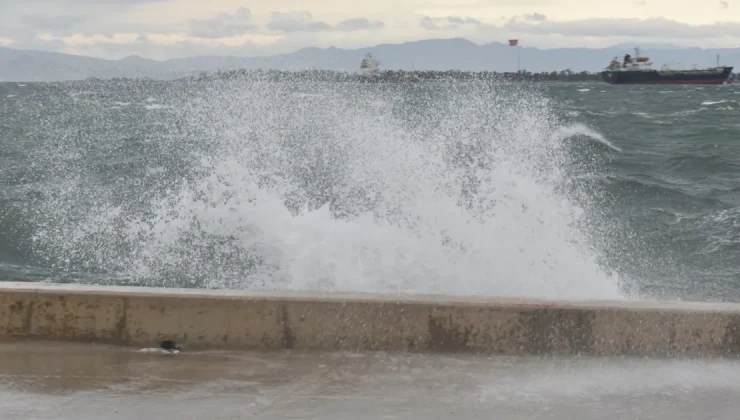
[21,79,623,300]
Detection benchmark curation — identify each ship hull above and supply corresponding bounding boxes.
[601,67,733,85]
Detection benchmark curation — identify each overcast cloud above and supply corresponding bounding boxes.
[189,8,258,38]
[336,18,385,31]
[421,16,482,30]
[20,14,87,33]
[0,0,738,60]
[503,16,740,38]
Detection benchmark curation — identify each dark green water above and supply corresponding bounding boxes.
[1,78,739,302]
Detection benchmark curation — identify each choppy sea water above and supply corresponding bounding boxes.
[1,79,739,302]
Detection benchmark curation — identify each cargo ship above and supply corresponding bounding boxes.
[601,47,733,85]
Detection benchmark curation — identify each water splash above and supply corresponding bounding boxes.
[23,79,623,300]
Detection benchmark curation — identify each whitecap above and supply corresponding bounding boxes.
[144,104,169,110]
[552,123,623,152]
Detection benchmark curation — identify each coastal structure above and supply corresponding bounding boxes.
[357,53,381,78]
[4,282,740,357]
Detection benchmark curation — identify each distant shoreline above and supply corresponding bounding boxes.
[187,69,606,83]
[2,68,736,84]
[162,68,740,84]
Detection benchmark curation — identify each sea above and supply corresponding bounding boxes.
[1,78,739,303]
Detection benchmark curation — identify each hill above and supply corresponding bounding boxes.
[1,38,738,82]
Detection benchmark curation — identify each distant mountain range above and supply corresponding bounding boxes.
[1,38,739,82]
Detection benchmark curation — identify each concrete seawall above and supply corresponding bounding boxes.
[3,282,740,357]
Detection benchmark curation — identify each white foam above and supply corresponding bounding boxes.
[137,348,179,354]
[146,166,166,175]
[292,92,324,98]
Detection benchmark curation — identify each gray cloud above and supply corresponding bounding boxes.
[63,33,272,61]
[21,14,86,33]
[1,0,181,38]
[421,16,482,30]
[524,13,547,22]
[504,17,740,38]
[267,12,383,33]
[189,8,257,38]
[420,17,439,30]
[720,1,729,8]
[446,16,481,25]
[267,12,331,33]
[336,18,385,31]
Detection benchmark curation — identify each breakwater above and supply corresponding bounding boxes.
[2,283,740,357]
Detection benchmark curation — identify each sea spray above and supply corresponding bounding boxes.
[23,78,624,299]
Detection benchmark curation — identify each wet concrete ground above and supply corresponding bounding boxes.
[1,341,740,419]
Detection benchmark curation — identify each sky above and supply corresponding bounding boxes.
[0,0,738,60]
